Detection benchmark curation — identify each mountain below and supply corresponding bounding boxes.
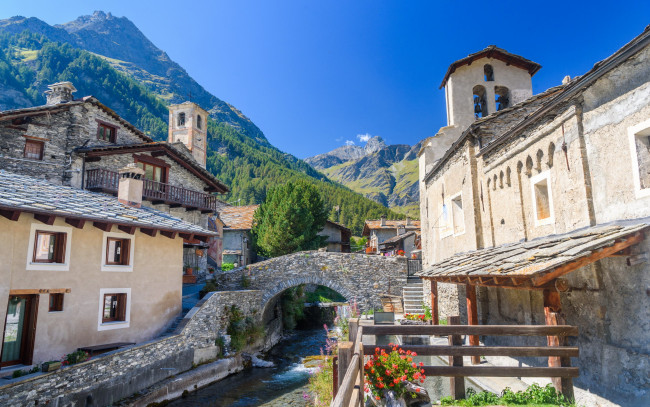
[306,137,422,218]
[0,12,404,235]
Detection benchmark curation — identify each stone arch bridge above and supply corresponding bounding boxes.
[216,251,409,316]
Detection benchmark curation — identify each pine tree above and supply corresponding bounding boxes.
[252,181,328,257]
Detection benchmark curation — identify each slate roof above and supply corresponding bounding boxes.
[219,205,259,230]
[417,220,649,287]
[362,219,421,236]
[0,171,217,237]
[439,45,542,89]
[380,231,417,247]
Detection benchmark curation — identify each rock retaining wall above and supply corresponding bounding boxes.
[0,290,267,407]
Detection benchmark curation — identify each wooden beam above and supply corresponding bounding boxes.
[10,288,71,295]
[466,285,481,365]
[117,225,136,235]
[364,344,579,358]
[0,209,21,221]
[448,316,465,399]
[85,156,101,163]
[179,232,194,241]
[193,234,209,243]
[544,289,574,401]
[93,222,112,232]
[430,280,439,325]
[533,232,645,286]
[363,324,578,337]
[160,230,177,239]
[140,228,158,237]
[422,366,579,378]
[65,218,86,229]
[34,213,56,225]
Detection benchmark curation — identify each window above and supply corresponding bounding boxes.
[531,172,554,226]
[26,224,72,271]
[102,232,135,272]
[177,112,186,127]
[196,115,202,129]
[136,162,166,183]
[438,203,453,238]
[24,139,44,160]
[49,293,64,312]
[33,231,66,263]
[97,288,131,330]
[102,293,127,323]
[628,119,650,198]
[451,193,465,235]
[106,238,130,265]
[473,85,488,119]
[495,86,510,111]
[484,64,494,81]
[97,122,117,142]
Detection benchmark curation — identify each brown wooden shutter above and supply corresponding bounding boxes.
[121,240,131,266]
[117,294,127,321]
[55,232,67,263]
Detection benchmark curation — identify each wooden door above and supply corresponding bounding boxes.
[1,295,39,366]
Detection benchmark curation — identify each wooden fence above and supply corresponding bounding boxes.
[331,317,579,407]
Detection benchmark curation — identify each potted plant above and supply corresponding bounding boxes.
[41,360,62,372]
[208,267,215,274]
[364,344,428,405]
[184,264,193,275]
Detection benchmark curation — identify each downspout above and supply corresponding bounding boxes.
[516,162,529,242]
[468,139,485,250]
[574,100,597,226]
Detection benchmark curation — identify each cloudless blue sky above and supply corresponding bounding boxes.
[2,1,649,158]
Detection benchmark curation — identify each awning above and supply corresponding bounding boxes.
[417,220,648,289]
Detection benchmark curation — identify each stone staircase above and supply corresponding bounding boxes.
[402,278,425,314]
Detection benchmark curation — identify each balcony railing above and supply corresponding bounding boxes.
[86,168,219,212]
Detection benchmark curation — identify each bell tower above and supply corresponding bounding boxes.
[168,102,209,168]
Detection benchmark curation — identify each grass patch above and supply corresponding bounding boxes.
[307,357,334,407]
[440,384,575,406]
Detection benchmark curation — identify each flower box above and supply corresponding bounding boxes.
[41,361,61,372]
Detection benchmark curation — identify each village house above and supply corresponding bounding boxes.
[0,82,228,277]
[362,216,420,255]
[218,205,258,267]
[417,27,650,404]
[0,168,216,368]
[318,220,352,253]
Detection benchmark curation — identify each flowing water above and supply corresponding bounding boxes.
[167,328,326,407]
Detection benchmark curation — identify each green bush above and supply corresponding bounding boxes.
[221,262,235,271]
[226,305,265,352]
[440,384,574,406]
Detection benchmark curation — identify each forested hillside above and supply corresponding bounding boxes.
[0,28,402,234]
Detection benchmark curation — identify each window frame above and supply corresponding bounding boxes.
[32,231,66,263]
[49,293,64,312]
[196,114,202,129]
[438,201,454,239]
[177,112,186,127]
[97,288,131,330]
[26,223,72,271]
[450,192,465,236]
[531,171,555,227]
[101,232,135,272]
[23,138,44,160]
[627,118,650,199]
[96,120,117,143]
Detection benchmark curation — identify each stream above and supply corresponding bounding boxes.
[167,328,326,407]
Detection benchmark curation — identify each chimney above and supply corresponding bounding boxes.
[380,215,386,227]
[406,217,411,226]
[45,82,77,105]
[118,164,145,208]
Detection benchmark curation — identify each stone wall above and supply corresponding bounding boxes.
[0,290,270,407]
[216,251,409,313]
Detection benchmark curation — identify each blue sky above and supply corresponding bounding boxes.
[2,1,649,158]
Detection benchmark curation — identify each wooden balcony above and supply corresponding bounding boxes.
[85,168,219,213]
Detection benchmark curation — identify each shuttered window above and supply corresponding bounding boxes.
[24,139,44,160]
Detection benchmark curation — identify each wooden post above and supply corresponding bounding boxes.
[447,315,465,400]
[338,341,353,388]
[430,279,439,325]
[543,289,574,402]
[332,355,339,398]
[466,284,481,365]
[357,335,365,405]
[349,318,359,343]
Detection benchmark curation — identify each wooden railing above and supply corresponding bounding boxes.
[407,259,422,277]
[331,317,579,407]
[85,168,219,212]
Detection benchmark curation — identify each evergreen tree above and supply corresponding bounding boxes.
[252,181,328,257]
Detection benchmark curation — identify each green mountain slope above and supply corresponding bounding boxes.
[0,27,402,235]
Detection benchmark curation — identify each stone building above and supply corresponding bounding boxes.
[218,205,259,267]
[0,169,216,367]
[0,82,228,277]
[318,220,352,253]
[417,27,650,404]
[362,217,420,254]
